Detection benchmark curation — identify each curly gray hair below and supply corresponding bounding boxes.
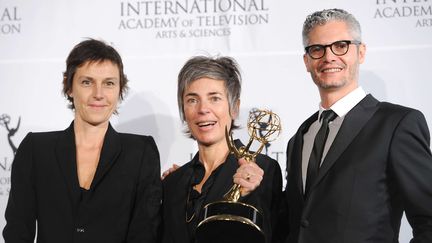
[302,8,362,47]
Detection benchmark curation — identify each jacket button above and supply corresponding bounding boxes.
[301,219,309,228]
[76,228,85,233]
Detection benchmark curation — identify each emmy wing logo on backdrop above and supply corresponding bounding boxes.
[0,114,21,155]
[0,114,21,196]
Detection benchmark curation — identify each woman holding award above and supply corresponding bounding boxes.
[161,56,283,243]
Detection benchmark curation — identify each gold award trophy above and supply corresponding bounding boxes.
[196,109,282,243]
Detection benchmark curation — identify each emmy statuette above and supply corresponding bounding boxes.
[195,109,281,243]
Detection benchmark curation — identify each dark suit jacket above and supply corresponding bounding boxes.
[284,95,432,243]
[162,152,282,243]
[3,122,162,243]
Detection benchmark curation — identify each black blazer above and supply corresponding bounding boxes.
[283,94,432,243]
[3,122,162,243]
[162,152,282,243]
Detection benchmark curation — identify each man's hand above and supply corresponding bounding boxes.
[161,164,180,180]
[233,158,264,197]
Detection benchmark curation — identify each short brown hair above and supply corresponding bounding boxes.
[62,39,128,111]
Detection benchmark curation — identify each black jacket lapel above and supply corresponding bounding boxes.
[164,160,194,243]
[310,94,379,192]
[290,112,318,199]
[55,122,80,209]
[91,123,122,189]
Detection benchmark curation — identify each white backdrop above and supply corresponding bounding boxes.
[1,0,431,242]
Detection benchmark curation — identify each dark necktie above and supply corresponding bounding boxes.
[305,110,337,196]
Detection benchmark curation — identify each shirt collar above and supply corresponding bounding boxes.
[319,86,367,118]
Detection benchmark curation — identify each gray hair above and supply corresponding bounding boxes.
[302,8,362,47]
[177,56,242,135]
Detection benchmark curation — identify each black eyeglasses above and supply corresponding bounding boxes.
[305,40,361,59]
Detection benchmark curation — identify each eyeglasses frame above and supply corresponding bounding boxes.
[304,40,362,59]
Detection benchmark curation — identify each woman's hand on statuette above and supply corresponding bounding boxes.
[233,158,264,197]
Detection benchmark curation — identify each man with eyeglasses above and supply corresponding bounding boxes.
[281,8,432,243]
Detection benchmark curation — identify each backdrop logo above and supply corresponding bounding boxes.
[0,114,21,196]
[118,0,270,38]
[0,6,21,35]
[0,114,21,155]
[374,0,432,27]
